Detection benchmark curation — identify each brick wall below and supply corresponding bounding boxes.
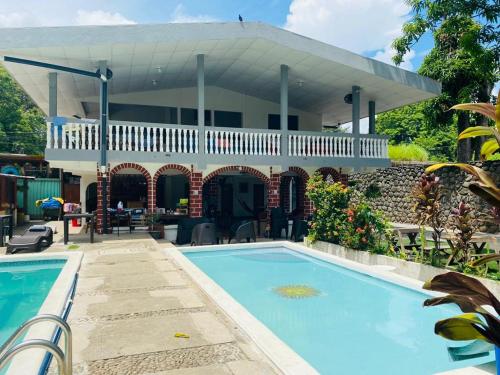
[96,167,110,234]
[189,171,203,217]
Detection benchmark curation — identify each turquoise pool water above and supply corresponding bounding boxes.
[185,247,494,374]
[0,260,65,355]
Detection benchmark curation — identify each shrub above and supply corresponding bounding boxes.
[388,144,429,162]
[306,174,350,243]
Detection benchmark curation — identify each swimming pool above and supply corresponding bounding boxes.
[176,243,494,374]
[0,253,81,375]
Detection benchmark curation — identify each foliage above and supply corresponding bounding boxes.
[448,201,480,270]
[0,66,46,154]
[376,102,456,161]
[412,173,446,256]
[423,272,500,352]
[388,144,429,162]
[364,183,381,200]
[341,202,388,252]
[306,174,350,243]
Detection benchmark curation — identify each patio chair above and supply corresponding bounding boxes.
[270,207,288,240]
[7,225,53,254]
[177,217,212,244]
[191,223,218,246]
[290,219,308,242]
[228,220,256,243]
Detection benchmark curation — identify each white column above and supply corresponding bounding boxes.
[197,54,205,156]
[281,64,289,159]
[352,86,361,160]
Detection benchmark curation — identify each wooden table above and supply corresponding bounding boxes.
[390,223,421,252]
[63,213,95,245]
[440,231,500,267]
[110,212,132,236]
[0,214,13,247]
[158,214,188,225]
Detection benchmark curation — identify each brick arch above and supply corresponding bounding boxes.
[315,167,347,185]
[280,166,312,217]
[109,162,153,212]
[152,164,193,216]
[203,166,270,186]
[153,164,191,185]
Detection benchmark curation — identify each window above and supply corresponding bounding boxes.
[108,103,177,124]
[181,108,198,125]
[267,114,299,130]
[214,110,242,128]
[205,110,212,126]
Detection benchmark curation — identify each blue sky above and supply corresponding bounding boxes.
[0,0,435,72]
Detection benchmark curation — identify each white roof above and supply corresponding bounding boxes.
[0,22,440,124]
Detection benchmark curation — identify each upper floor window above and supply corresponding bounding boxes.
[214,110,242,128]
[268,114,298,130]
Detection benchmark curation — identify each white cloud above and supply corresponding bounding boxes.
[285,0,415,69]
[75,10,136,26]
[0,11,40,27]
[170,4,217,23]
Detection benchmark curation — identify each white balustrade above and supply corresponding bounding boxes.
[360,137,389,158]
[289,134,355,158]
[204,129,281,156]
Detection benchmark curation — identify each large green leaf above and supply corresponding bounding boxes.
[424,294,477,312]
[423,272,500,314]
[458,126,494,140]
[468,183,500,209]
[480,139,500,160]
[451,103,496,122]
[435,314,489,342]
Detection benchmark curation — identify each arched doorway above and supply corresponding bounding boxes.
[202,166,270,231]
[316,167,344,184]
[85,182,97,213]
[153,164,191,215]
[109,163,152,210]
[280,167,310,218]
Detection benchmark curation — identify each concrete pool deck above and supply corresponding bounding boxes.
[42,233,279,374]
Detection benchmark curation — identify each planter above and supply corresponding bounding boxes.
[164,225,178,243]
[152,224,164,239]
[149,231,162,240]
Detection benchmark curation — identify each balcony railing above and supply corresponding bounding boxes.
[46,119,389,159]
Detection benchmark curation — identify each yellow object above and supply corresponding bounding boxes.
[174,332,190,338]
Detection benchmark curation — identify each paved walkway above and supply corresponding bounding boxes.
[45,234,278,375]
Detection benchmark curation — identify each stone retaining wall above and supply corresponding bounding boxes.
[349,160,500,232]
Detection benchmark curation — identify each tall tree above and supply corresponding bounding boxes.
[0,66,46,155]
[392,1,499,162]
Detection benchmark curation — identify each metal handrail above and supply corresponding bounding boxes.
[0,339,66,375]
[0,314,72,375]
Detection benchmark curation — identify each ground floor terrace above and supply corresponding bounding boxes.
[78,162,347,233]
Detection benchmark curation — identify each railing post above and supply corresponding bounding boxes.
[352,86,361,161]
[281,64,289,162]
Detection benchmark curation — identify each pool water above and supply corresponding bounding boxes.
[0,260,65,348]
[186,247,494,374]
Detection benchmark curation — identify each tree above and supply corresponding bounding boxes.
[0,66,46,155]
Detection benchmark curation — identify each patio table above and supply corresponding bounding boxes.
[63,213,95,245]
[440,232,500,267]
[110,212,132,236]
[390,223,421,253]
[0,214,13,247]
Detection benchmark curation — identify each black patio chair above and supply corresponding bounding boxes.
[191,223,218,246]
[176,217,212,245]
[228,220,256,243]
[270,207,288,240]
[290,219,308,242]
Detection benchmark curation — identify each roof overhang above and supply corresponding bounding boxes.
[0,22,441,124]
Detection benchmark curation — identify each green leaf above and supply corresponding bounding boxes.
[471,254,500,267]
[435,314,489,342]
[451,103,496,121]
[458,126,494,140]
[480,139,500,160]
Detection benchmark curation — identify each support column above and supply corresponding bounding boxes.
[96,166,110,234]
[352,86,361,160]
[197,54,205,159]
[189,171,203,218]
[48,72,57,117]
[280,65,289,161]
[98,60,109,234]
[268,168,281,210]
[368,100,376,134]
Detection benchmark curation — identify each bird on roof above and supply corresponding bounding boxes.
[238,14,243,22]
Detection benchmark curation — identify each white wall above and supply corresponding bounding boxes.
[84,86,322,131]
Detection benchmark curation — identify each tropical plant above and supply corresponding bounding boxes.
[388,144,429,162]
[412,173,446,260]
[451,88,500,160]
[423,272,500,360]
[447,201,480,270]
[306,174,350,243]
[341,202,388,252]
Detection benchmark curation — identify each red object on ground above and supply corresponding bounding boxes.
[72,218,80,227]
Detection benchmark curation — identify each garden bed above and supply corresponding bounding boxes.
[304,239,500,296]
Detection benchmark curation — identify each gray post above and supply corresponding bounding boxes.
[352,86,361,159]
[197,54,205,157]
[368,100,376,134]
[48,72,57,117]
[99,60,109,234]
[280,64,289,160]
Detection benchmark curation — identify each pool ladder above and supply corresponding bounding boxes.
[0,314,72,375]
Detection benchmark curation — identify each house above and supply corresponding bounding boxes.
[0,22,440,233]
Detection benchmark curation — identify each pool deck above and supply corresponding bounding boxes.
[37,231,279,375]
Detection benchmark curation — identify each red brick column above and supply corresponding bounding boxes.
[189,171,203,217]
[96,166,110,234]
[268,172,281,209]
[148,174,156,213]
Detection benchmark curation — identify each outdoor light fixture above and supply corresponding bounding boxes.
[296,79,304,87]
[344,93,353,104]
[152,79,158,86]
[156,66,162,73]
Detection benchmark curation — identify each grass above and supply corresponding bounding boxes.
[67,244,80,250]
[388,144,429,162]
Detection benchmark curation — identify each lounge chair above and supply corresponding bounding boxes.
[228,221,256,243]
[191,223,218,246]
[7,225,53,254]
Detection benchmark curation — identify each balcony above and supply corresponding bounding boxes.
[45,119,389,169]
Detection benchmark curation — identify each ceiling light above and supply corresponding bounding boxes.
[156,66,162,73]
[152,79,158,86]
[297,80,304,87]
